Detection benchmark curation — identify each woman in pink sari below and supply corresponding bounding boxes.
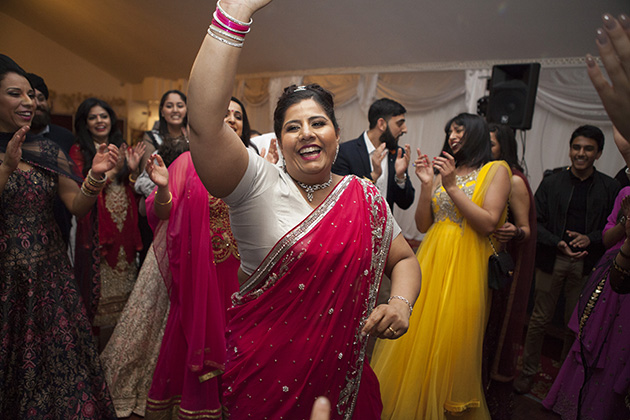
[142,147,240,419]
[185,1,422,418]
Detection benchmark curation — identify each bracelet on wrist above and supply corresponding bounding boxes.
[154,190,173,206]
[387,295,413,316]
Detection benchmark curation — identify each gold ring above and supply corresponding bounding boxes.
[387,326,397,335]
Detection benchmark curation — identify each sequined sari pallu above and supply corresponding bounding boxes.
[223,177,392,420]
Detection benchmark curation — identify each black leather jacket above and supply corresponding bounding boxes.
[535,167,620,274]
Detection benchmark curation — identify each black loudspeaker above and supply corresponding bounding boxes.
[486,63,541,130]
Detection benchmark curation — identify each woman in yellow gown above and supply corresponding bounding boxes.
[372,113,511,419]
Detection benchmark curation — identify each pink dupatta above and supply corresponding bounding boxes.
[223,176,392,420]
[146,152,238,418]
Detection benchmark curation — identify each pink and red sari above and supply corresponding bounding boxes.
[223,176,392,420]
[146,152,239,419]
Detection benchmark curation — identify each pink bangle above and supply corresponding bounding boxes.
[212,17,245,38]
[214,6,251,33]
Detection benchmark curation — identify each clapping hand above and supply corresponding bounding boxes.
[394,144,411,178]
[432,151,457,189]
[261,138,279,164]
[91,143,119,177]
[145,154,169,188]
[0,126,29,173]
[413,148,433,185]
[125,142,146,173]
[370,143,387,181]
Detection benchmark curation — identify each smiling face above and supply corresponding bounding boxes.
[279,98,340,184]
[447,122,465,153]
[0,72,34,132]
[224,100,244,138]
[490,131,501,160]
[569,136,601,175]
[86,105,112,143]
[161,92,187,128]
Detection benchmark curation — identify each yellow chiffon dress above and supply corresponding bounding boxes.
[372,161,509,420]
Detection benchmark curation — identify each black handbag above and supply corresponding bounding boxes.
[488,237,514,290]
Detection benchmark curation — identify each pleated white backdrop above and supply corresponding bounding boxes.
[233,61,623,241]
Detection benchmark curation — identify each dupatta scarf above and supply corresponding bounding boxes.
[146,152,232,411]
[223,176,393,420]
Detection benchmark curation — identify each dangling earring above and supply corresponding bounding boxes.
[282,156,287,172]
[333,144,340,163]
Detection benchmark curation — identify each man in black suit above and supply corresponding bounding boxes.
[332,98,414,211]
[27,73,76,251]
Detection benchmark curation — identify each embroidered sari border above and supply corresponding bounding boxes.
[235,175,354,301]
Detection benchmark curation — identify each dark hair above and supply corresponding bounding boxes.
[570,125,604,152]
[158,90,187,138]
[74,97,126,178]
[488,123,523,172]
[273,84,339,141]
[368,98,406,129]
[440,113,491,169]
[156,138,190,168]
[26,73,49,99]
[230,96,253,149]
[0,54,28,84]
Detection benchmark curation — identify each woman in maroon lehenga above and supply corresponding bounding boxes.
[0,54,118,419]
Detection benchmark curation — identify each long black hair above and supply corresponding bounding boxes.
[489,123,523,172]
[158,90,187,139]
[74,97,126,179]
[230,96,254,150]
[440,113,491,170]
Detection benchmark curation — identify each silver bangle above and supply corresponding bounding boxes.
[387,295,413,316]
[207,28,244,48]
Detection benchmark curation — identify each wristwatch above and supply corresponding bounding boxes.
[395,173,407,183]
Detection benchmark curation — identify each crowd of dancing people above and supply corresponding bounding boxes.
[0,2,629,419]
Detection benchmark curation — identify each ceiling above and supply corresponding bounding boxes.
[2,0,628,84]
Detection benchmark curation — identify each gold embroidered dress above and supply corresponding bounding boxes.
[372,161,509,420]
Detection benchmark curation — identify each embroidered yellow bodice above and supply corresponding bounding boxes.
[208,195,240,263]
[431,168,480,226]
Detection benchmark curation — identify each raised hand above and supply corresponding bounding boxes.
[586,14,630,141]
[261,137,279,164]
[370,143,387,181]
[394,144,411,178]
[126,142,146,173]
[432,151,457,189]
[219,0,273,18]
[1,126,29,173]
[91,144,119,177]
[145,154,169,188]
[413,148,433,185]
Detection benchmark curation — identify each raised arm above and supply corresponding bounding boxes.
[586,14,630,141]
[187,0,271,197]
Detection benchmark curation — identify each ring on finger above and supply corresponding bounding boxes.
[387,326,397,335]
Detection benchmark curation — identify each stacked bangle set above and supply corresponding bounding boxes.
[207,0,252,48]
[80,169,107,197]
